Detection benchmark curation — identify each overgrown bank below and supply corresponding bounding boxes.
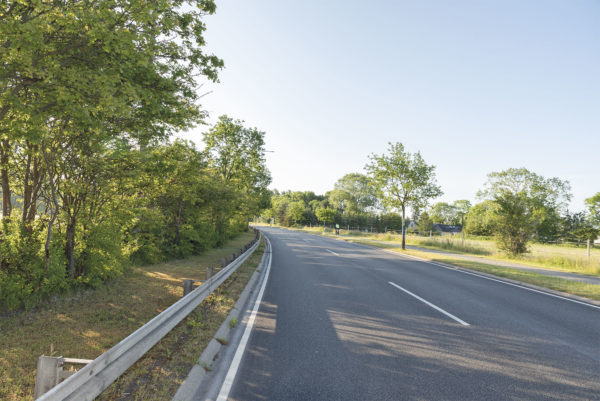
[0,231,260,401]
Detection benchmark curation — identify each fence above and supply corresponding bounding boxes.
[34,229,261,400]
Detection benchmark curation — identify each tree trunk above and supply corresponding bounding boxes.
[45,212,56,268]
[65,217,76,279]
[1,139,12,218]
[401,205,406,250]
[174,200,183,246]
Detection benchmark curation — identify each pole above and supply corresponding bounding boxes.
[587,239,591,263]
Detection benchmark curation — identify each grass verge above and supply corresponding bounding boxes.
[97,240,265,401]
[274,224,600,277]
[0,231,258,401]
[265,225,599,301]
[396,248,600,302]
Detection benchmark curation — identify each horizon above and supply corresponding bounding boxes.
[182,0,599,212]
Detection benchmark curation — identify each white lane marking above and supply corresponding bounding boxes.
[326,249,340,256]
[382,249,600,311]
[217,236,273,401]
[389,281,470,326]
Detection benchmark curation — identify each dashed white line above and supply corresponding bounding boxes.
[389,281,470,326]
[216,236,273,401]
[326,249,340,256]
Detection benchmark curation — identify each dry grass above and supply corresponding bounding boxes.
[0,231,257,401]
[97,240,265,401]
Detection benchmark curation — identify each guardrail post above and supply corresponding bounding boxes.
[230,253,235,262]
[221,258,226,268]
[206,267,213,280]
[183,279,195,297]
[34,356,92,399]
[34,356,63,399]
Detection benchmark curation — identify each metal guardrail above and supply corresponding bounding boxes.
[36,232,262,401]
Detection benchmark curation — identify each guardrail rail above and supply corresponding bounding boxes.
[36,230,262,401]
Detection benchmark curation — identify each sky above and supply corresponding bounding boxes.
[180,0,600,212]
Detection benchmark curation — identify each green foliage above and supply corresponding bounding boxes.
[479,168,571,243]
[316,208,337,225]
[561,212,598,243]
[327,173,377,214]
[478,168,572,254]
[585,193,600,228]
[493,190,536,255]
[0,2,274,311]
[366,142,442,248]
[416,211,433,234]
[464,200,499,236]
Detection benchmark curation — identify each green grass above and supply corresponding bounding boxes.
[276,224,600,277]
[403,234,600,276]
[0,231,259,401]
[400,249,600,302]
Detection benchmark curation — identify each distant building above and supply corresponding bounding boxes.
[432,224,462,235]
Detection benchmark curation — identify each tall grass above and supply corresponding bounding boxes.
[411,237,492,256]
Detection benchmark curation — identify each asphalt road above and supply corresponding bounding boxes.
[223,227,600,401]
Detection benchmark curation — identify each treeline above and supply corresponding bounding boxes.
[262,174,404,232]
[419,169,599,251]
[262,143,600,256]
[0,1,270,310]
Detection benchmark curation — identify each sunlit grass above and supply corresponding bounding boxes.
[0,231,257,401]
[281,224,600,277]
[399,249,600,302]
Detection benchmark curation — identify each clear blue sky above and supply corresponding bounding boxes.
[181,0,599,212]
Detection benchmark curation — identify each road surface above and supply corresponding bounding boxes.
[220,227,600,401]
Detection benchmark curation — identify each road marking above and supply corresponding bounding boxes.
[388,281,470,326]
[216,236,273,401]
[326,249,340,256]
[382,250,600,311]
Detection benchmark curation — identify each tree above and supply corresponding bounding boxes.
[416,212,433,235]
[328,173,377,214]
[429,202,457,225]
[464,200,498,236]
[453,200,472,226]
[493,190,538,255]
[316,208,336,228]
[561,212,598,243]
[366,142,442,249]
[479,168,571,253]
[203,115,272,223]
[585,193,600,228]
[287,201,306,225]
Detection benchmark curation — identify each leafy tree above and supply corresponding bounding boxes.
[479,168,571,253]
[203,115,271,223]
[416,212,433,235]
[561,212,598,243]
[328,173,377,214]
[316,208,336,227]
[453,200,472,226]
[585,193,600,228]
[366,142,442,249]
[429,202,457,225]
[493,190,537,255]
[287,201,306,225]
[464,200,498,236]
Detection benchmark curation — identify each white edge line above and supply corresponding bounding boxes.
[326,249,340,256]
[389,281,470,326]
[216,236,273,401]
[382,249,600,311]
[296,230,600,311]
